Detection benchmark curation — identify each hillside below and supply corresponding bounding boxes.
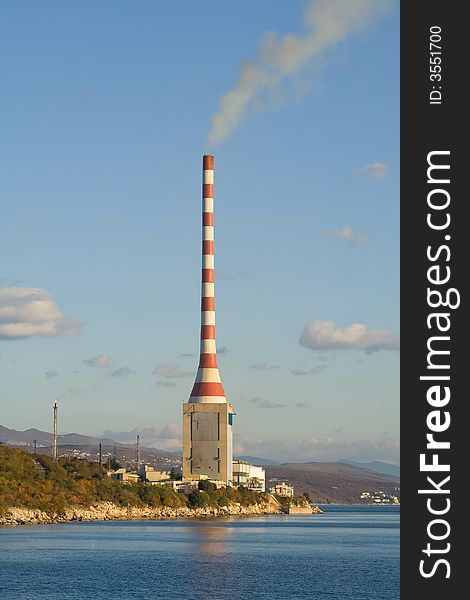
[235,455,280,466]
[340,459,400,477]
[267,462,400,504]
[0,445,154,515]
[0,445,282,523]
[1,425,400,504]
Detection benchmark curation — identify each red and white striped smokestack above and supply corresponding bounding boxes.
[188,155,227,404]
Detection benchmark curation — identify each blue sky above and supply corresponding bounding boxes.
[0,0,399,464]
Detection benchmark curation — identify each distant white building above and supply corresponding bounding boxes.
[111,468,140,483]
[360,490,400,504]
[139,465,170,483]
[232,460,266,492]
[269,482,294,497]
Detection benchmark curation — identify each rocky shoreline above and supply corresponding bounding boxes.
[0,496,288,526]
[0,496,324,526]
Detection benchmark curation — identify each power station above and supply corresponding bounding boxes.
[182,155,234,485]
[41,156,235,485]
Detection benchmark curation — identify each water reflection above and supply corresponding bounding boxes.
[188,521,230,556]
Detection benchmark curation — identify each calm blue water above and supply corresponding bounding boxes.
[0,505,399,600]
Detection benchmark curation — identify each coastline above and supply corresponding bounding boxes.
[1,496,324,526]
[0,494,246,526]
[1,502,278,526]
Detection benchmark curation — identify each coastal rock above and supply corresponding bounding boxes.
[0,494,285,526]
[280,504,323,515]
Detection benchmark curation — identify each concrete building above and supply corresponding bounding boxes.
[270,482,295,497]
[183,155,234,486]
[161,480,190,493]
[139,465,170,483]
[111,468,140,483]
[232,460,266,492]
[162,480,202,494]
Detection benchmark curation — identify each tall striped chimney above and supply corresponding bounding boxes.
[188,154,226,404]
[182,155,233,485]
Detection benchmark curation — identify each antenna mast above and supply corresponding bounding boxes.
[136,434,141,470]
[52,401,58,462]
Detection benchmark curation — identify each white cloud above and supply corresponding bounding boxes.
[0,287,82,340]
[83,354,114,368]
[111,366,135,378]
[295,402,311,408]
[250,362,279,371]
[234,435,399,464]
[321,225,369,247]
[45,369,58,379]
[250,397,284,409]
[361,162,390,180]
[291,365,327,376]
[152,363,193,378]
[102,424,182,452]
[208,0,392,145]
[299,320,399,353]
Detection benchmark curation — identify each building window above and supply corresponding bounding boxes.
[228,413,233,426]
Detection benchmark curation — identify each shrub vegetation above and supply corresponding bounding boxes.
[0,446,271,516]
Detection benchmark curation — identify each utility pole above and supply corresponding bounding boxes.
[135,434,141,471]
[99,442,102,465]
[52,401,58,462]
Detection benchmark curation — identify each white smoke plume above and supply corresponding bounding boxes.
[207,0,392,145]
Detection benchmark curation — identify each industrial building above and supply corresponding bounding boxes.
[232,460,266,492]
[139,465,170,483]
[182,155,234,486]
[111,469,140,483]
[269,482,295,497]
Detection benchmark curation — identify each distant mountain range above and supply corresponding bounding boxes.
[0,424,176,458]
[340,459,400,477]
[0,425,118,448]
[235,457,400,477]
[0,425,400,477]
[0,425,179,470]
[235,455,281,466]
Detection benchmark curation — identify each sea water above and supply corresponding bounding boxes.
[0,505,399,599]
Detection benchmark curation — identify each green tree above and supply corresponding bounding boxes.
[169,467,182,480]
[187,490,207,508]
[198,479,216,492]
